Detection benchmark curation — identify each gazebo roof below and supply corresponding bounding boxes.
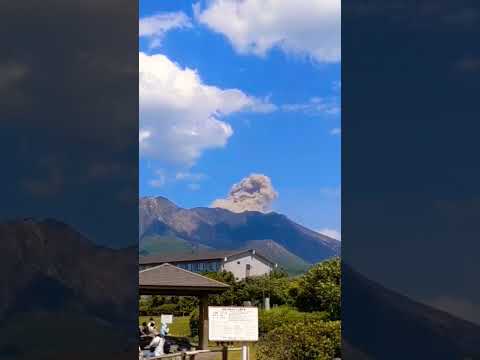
[139,263,229,296]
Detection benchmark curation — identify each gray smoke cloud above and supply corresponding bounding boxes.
[211,174,278,213]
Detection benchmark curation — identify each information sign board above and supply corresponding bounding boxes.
[208,306,258,342]
[160,314,173,324]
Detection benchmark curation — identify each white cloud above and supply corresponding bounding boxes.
[175,171,208,182]
[139,12,192,49]
[212,173,278,213]
[149,169,167,188]
[282,97,340,116]
[330,127,341,135]
[139,52,274,166]
[318,228,341,240]
[194,0,340,63]
[148,169,208,189]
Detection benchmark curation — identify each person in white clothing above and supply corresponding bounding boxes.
[147,318,158,335]
[143,334,165,358]
[160,322,169,337]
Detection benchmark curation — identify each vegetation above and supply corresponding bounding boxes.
[294,257,341,320]
[140,257,341,359]
[139,295,198,316]
[202,268,293,307]
[139,235,211,256]
[256,320,341,360]
[258,306,327,335]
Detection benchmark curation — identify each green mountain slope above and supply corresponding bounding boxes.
[244,239,312,275]
[139,235,212,256]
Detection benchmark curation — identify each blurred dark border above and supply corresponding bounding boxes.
[342,0,480,358]
[0,1,138,359]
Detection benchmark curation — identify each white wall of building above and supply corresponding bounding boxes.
[222,253,273,280]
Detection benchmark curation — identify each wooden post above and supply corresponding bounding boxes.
[241,342,248,360]
[222,345,228,360]
[198,295,209,350]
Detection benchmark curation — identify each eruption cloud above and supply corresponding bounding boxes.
[212,174,278,213]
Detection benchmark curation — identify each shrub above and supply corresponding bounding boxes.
[256,320,341,360]
[177,297,198,316]
[155,303,178,316]
[296,258,341,320]
[189,308,199,338]
[258,306,327,335]
[203,270,294,307]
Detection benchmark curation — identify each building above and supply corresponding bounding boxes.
[139,249,277,281]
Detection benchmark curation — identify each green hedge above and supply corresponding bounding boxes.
[256,320,341,360]
[258,306,328,335]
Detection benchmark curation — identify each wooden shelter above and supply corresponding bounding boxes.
[139,263,229,350]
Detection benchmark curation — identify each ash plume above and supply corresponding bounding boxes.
[211,174,278,213]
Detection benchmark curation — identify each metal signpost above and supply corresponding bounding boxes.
[208,306,258,360]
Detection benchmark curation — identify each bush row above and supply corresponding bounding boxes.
[256,320,341,360]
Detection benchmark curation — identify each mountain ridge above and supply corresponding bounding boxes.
[139,196,340,273]
[0,218,137,359]
[343,264,480,359]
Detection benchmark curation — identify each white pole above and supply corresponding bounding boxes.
[242,342,248,360]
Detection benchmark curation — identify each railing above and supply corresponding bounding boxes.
[144,347,242,360]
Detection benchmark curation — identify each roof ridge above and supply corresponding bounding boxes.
[140,262,229,288]
[171,264,230,287]
[139,262,170,273]
[139,248,276,266]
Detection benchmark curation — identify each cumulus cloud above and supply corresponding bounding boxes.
[139,12,192,49]
[318,228,341,240]
[194,0,340,63]
[212,174,278,213]
[139,52,274,166]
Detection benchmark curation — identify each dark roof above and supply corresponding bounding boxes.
[139,248,276,267]
[139,263,229,296]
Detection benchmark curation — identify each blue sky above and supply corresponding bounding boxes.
[139,0,341,238]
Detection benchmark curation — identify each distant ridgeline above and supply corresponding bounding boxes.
[139,196,340,275]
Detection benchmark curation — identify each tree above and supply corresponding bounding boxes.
[295,257,341,320]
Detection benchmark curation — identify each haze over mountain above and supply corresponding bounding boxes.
[139,196,340,273]
[0,218,137,359]
[343,264,480,359]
